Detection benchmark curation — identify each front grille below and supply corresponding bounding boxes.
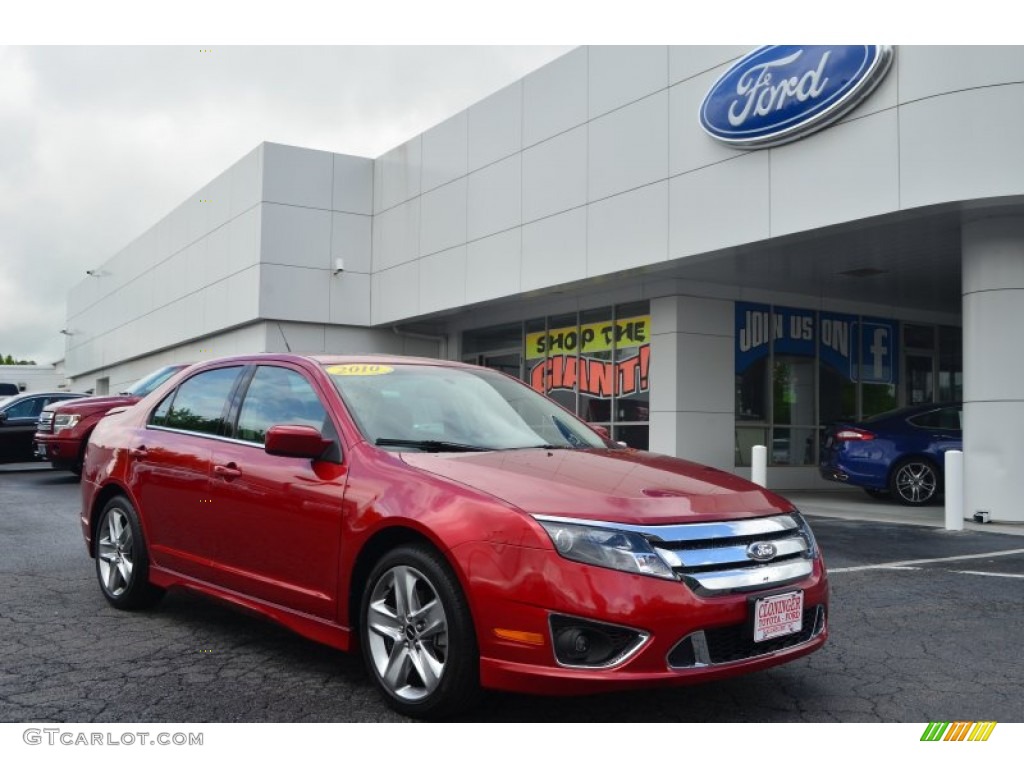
[37,411,54,434]
[668,605,826,668]
[649,513,817,595]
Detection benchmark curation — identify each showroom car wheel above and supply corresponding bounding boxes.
[360,544,479,719]
[889,459,940,506]
[95,496,163,609]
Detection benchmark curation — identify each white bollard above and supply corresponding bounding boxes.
[752,445,767,488]
[944,450,963,531]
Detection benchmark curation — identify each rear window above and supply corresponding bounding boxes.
[151,366,242,436]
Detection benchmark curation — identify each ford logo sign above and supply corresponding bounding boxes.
[700,45,894,149]
[746,541,778,562]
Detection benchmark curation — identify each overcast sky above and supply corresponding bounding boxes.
[0,0,1006,369]
[0,45,571,366]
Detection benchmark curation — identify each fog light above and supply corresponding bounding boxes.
[549,614,648,668]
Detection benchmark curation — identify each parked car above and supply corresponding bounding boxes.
[34,364,189,475]
[81,354,828,718]
[0,391,86,462]
[820,402,963,506]
[0,382,21,397]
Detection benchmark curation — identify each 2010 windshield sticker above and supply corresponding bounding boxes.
[326,364,394,376]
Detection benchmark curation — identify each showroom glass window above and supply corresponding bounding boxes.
[736,303,907,467]
[463,302,651,449]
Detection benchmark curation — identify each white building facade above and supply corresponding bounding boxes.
[63,46,1024,523]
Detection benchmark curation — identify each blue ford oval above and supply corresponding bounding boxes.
[700,45,893,148]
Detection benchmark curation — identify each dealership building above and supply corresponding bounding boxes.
[63,46,1024,523]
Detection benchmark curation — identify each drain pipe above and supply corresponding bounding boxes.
[392,325,448,360]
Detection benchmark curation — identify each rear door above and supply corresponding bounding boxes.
[206,363,347,619]
[132,365,245,580]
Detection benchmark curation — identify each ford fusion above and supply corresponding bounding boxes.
[81,354,828,717]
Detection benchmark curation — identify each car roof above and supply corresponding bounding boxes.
[187,353,473,369]
[1,392,86,404]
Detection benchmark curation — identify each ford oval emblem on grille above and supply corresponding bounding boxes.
[746,541,777,562]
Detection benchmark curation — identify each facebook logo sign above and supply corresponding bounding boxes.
[853,320,897,384]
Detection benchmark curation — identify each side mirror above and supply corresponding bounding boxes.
[265,425,331,460]
[0,412,7,425]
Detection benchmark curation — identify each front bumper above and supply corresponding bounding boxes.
[452,540,829,696]
[33,433,81,466]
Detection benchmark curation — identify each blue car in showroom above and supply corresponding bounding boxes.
[820,402,962,506]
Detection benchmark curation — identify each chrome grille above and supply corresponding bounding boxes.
[37,410,55,434]
[650,513,817,595]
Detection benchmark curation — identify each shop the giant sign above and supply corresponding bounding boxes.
[736,303,896,384]
[700,46,893,148]
[527,315,650,398]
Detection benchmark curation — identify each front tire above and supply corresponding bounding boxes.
[94,495,164,609]
[360,544,479,719]
[889,459,940,506]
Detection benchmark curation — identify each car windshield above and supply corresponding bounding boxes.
[122,365,184,397]
[324,363,609,452]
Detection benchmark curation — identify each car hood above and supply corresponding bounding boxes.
[48,394,139,414]
[400,448,794,525]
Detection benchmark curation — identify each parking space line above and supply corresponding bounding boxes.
[828,548,1024,574]
[953,570,1024,579]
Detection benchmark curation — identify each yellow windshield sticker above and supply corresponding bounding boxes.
[326,364,394,376]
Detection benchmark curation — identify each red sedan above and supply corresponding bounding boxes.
[81,354,828,718]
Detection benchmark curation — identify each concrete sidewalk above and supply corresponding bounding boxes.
[786,489,1024,537]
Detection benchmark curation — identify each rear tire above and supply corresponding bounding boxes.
[889,459,940,506]
[94,495,164,609]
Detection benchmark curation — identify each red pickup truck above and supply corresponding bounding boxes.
[34,364,188,475]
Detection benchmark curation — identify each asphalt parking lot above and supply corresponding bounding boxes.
[1,468,1022,723]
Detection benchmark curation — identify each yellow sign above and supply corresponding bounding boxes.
[525,315,650,360]
[326,364,395,376]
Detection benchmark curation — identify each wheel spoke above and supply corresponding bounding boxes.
[413,598,447,640]
[367,599,404,641]
[395,566,420,618]
[408,645,443,692]
[382,641,412,689]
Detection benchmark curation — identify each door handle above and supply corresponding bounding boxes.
[214,463,242,480]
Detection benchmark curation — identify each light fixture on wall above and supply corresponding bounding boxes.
[333,258,345,275]
[59,329,75,336]
[86,269,105,277]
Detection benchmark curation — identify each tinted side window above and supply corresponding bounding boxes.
[908,409,941,429]
[149,392,174,426]
[236,366,328,444]
[162,367,242,436]
[4,397,46,420]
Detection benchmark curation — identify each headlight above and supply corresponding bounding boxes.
[53,413,81,434]
[535,518,677,581]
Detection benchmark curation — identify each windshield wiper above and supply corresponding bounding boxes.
[375,438,495,452]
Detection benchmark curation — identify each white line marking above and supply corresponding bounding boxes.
[828,548,1024,573]
[953,570,1024,579]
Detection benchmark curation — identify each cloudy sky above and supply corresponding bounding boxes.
[0,0,999,369]
[0,44,572,366]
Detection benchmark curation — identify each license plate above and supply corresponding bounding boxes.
[753,590,803,642]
